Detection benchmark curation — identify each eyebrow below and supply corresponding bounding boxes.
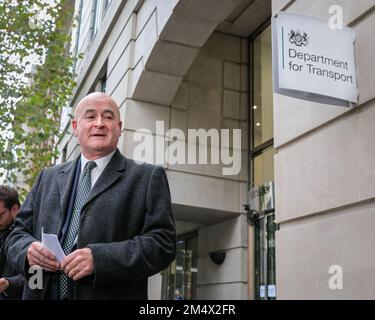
[82,109,115,116]
[83,109,95,115]
[102,109,115,116]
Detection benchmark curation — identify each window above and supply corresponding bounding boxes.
[89,76,106,93]
[71,0,83,71]
[89,62,107,93]
[253,146,277,187]
[251,24,275,186]
[250,22,277,301]
[161,233,198,300]
[91,0,100,40]
[103,0,111,12]
[90,0,111,41]
[95,76,106,93]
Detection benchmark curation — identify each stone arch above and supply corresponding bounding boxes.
[129,0,243,105]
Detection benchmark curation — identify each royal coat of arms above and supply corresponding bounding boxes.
[288,29,309,46]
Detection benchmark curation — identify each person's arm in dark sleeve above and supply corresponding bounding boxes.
[4,171,44,277]
[87,166,176,287]
[3,274,25,298]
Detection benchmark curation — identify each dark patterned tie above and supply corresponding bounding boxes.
[58,160,97,300]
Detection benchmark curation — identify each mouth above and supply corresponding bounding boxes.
[91,133,107,137]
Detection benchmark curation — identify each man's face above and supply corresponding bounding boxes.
[72,95,122,159]
[0,201,16,231]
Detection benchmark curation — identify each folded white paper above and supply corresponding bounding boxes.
[41,227,66,263]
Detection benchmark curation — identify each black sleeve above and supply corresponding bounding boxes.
[3,274,25,298]
[4,170,44,277]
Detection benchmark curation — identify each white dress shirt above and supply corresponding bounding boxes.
[80,150,116,189]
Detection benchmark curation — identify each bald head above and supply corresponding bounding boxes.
[72,92,122,159]
[75,92,120,120]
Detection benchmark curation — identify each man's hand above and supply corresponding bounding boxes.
[61,248,94,281]
[27,241,60,272]
[0,278,9,294]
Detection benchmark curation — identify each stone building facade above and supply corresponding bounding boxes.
[57,0,375,299]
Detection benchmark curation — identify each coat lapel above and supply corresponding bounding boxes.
[56,157,80,217]
[85,149,126,206]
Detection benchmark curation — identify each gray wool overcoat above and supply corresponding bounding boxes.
[5,149,176,299]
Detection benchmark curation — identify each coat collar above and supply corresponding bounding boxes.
[56,157,79,217]
[86,149,126,205]
[56,149,126,215]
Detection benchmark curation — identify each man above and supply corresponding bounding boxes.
[0,185,24,299]
[5,92,176,299]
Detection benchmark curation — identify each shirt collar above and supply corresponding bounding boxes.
[80,150,116,174]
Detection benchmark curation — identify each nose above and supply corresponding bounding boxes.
[94,116,105,127]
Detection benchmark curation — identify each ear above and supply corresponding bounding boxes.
[118,121,123,136]
[72,119,78,136]
[10,204,19,219]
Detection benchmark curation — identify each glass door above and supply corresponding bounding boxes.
[254,210,277,300]
[161,232,198,300]
[250,182,277,300]
[248,22,277,300]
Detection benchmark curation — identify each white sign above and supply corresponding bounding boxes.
[259,285,265,298]
[273,12,358,105]
[268,285,277,298]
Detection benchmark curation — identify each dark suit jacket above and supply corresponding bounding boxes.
[0,225,24,299]
[4,149,176,299]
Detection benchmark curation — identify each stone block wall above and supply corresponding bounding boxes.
[273,0,375,299]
